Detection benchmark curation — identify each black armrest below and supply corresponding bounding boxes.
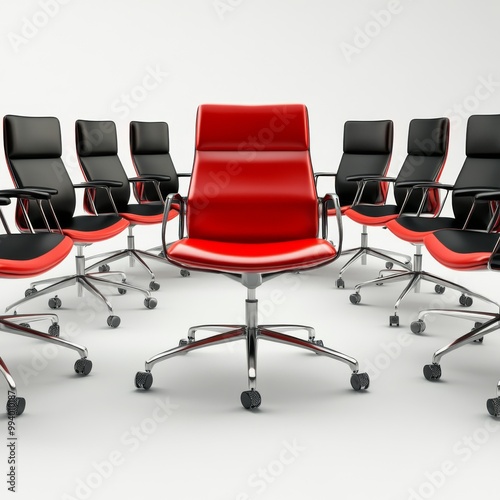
[408,182,454,191]
[395,180,441,189]
[314,171,337,178]
[473,190,500,201]
[0,197,11,206]
[23,186,58,195]
[0,188,53,200]
[74,181,123,189]
[345,175,396,183]
[128,175,171,183]
[454,187,499,198]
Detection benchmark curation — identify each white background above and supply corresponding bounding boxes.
[1,1,500,499]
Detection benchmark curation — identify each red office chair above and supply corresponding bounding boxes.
[135,104,369,409]
[0,192,92,416]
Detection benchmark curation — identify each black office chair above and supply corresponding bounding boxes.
[402,191,500,416]
[129,120,191,272]
[342,118,449,292]
[350,114,500,326]
[3,115,156,328]
[0,192,92,416]
[75,119,180,290]
[315,120,411,286]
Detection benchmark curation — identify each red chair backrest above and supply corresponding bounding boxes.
[187,104,319,243]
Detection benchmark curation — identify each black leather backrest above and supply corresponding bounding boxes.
[130,121,179,200]
[3,115,76,228]
[452,114,500,228]
[394,117,449,213]
[336,120,393,207]
[75,120,130,212]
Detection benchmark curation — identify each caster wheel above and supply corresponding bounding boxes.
[336,278,345,289]
[6,397,26,417]
[149,281,160,291]
[472,322,484,343]
[48,324,60,337]
[25,287,37,297]
[411,319,426,334]
[349,293,361,305]
[99,264,111,273]
[385,261,394,270]
[423,363,441,381]
[19,323,30,329]
[144,297,157,309]
[459,294,473,307]
[350,372,370,391]
[241,389,261,410]
[135,371,153,390]
[48,296,62,309]
[434,285,445,294]
[118,288,127,295]
[180,269,190,278]
[107,315,121,328]
[74,358,92,376]
[389,315,399,327]
[179,338,192,346]
[487,397,500,417]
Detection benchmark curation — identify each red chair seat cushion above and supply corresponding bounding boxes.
[119,203,178,225]
[0,233,73,277]
[345,204,400,226]
[61,215,129,243]
[168,238,337,273]
[424,229,499,270]
[387,216,461,243]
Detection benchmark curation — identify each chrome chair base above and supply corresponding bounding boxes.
[85,228,190,288]
[336,226,411,288]
[0,313,92,415]
[135,286,369,409]
[349,245,498,326]
[5,245,156,328]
